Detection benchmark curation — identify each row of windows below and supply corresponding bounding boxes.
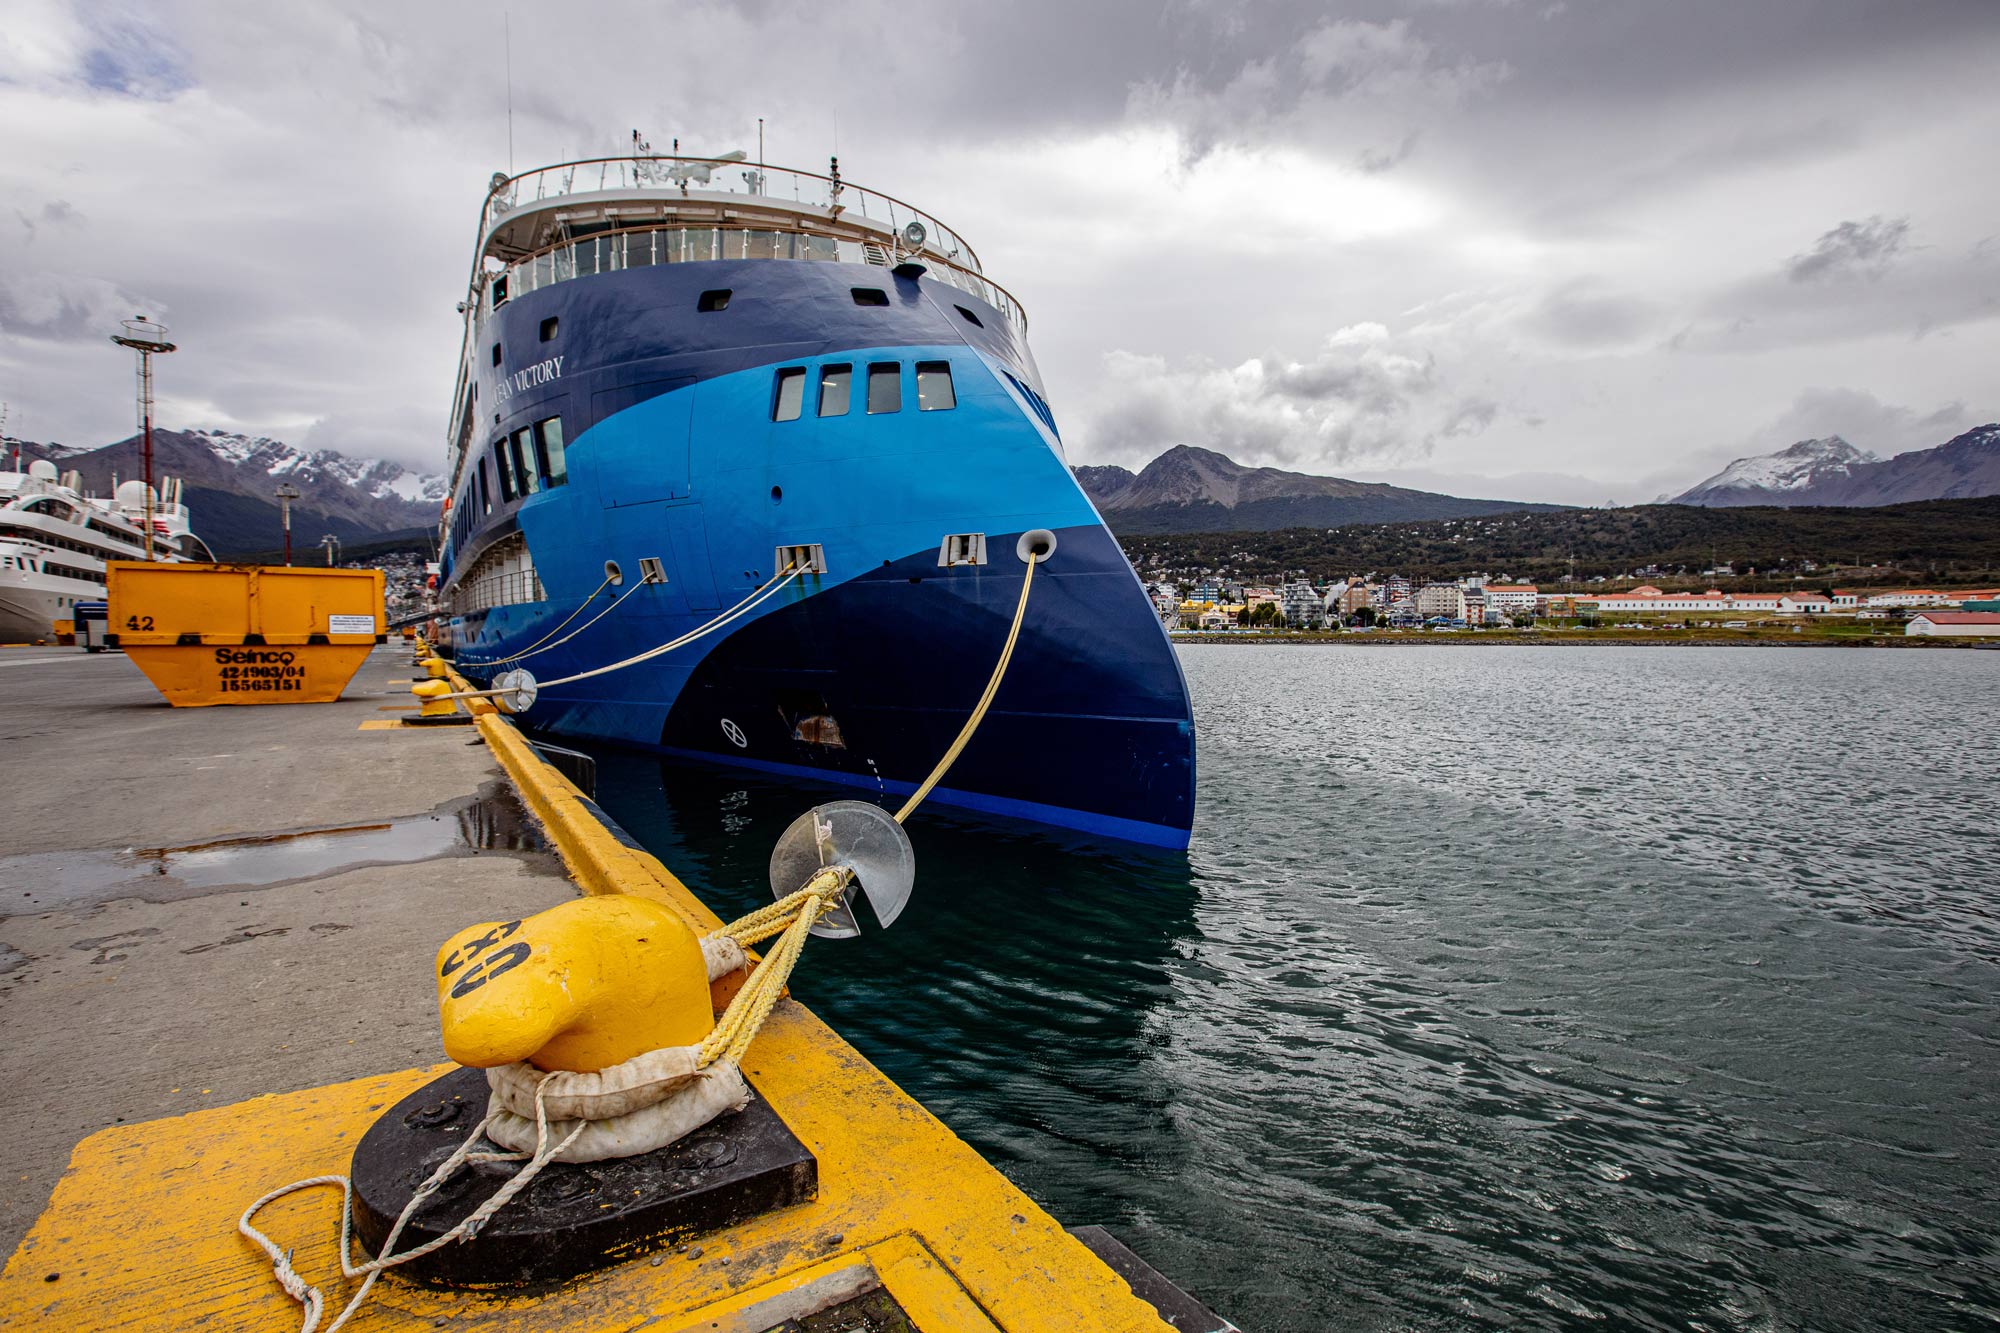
[485,225,1024,331]
[771,361,955,422]
[0,524,123,564]
[451,415,566,554]
[495,417,568,503]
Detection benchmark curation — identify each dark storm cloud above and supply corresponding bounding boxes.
[1787,216,1912,283]
[1,0,1995,495]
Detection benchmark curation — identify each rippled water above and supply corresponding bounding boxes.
[586,645,2000,1331]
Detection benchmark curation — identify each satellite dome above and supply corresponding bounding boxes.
[115,479,156,507]
[27,460,58,481]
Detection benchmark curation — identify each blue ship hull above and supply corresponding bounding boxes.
[442,256,1193,848]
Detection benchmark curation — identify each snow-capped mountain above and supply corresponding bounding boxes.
[186,430,447,505]
[1670,437,1877,506]
[1671,426,2000,508]
[4,427,445,554]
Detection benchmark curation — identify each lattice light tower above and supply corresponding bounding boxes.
[109,316,178,560]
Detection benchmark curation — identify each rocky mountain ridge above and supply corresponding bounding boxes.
[1671,425,2000,507]
[1072,444,1561,534]
[5,428,443,555]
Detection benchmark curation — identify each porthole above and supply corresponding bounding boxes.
[851,287,890,307]
[771,486,783,504]
[539,316,559,342]
[954,304,983,327]
[698,289,732,312]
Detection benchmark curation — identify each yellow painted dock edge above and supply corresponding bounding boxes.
[0,693,1177,1332]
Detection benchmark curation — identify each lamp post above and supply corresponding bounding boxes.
[274,483,300,565]
[109,316,177,561]
[318,533,341,567]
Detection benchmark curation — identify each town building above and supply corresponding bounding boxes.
[1338,584,1377,616]
[1906,611,2000,638]
[1279,582,1327,629]
[1414,583,1468,620]
[1483,584,1538,614]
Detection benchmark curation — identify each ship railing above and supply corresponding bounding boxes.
[486,156,982,271]
[486,224,1025,333]
[453,567,545,615]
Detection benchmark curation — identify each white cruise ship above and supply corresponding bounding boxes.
[0,459,215,642]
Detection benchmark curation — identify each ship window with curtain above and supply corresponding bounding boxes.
[916,362,956,411]
[818,364,852,417]
[539,316,558,341]
[493,438,515,501]
[479,458,492,515]
[772,368,806,422]
[851,287,890,307]
[697,289,731,312]
[512,429,541,495]
[536,417,566,486]
[867,363,901,415]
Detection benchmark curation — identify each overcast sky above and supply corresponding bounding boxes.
[3,0,1995,502]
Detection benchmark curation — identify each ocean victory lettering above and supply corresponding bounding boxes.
[494,356,563,401]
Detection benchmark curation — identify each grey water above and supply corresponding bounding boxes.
[585,645,2000,1331]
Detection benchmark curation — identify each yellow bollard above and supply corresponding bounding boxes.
[410,678,459,718]
[420,656,450,680]
[436,896,714,1072]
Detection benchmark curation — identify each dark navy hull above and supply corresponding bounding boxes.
[443,252,1194,848]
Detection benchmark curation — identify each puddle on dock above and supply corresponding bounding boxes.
[0,782,548,916]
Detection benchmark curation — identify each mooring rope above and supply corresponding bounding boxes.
[461,571,615,668]
[893,549,1039,823]
[443,563,803,704]
[240,547,1047,1327]
[473,575,649,668]
[239,1073,584,1333]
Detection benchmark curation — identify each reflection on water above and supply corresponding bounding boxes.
[590,646,2000,1332]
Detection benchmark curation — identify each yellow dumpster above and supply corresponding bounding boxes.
[51,618,75,645]
[106,562,385,706]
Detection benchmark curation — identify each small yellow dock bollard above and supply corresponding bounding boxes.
[420,655,450,680]
[409,678,461,720]
[436,897,714,1072]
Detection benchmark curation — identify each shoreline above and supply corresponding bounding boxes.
[1169,632,1997,649]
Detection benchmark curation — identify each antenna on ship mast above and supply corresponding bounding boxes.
[504,11,514,173]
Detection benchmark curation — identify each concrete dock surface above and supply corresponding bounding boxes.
[0,644,575,1255]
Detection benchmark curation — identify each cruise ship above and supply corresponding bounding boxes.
[438,147,1195,848]
[0,460,213,642]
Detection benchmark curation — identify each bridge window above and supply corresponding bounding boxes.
[511,428,541,495]
[818,364,851,417]
[698,289,731,312]
[916,361,956,411]
[772,367,806,422]
[536,417,567,486]
[851,287,889,307]
[867,363,901,415]
[493,437,515,501]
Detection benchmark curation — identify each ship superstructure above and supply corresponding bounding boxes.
[436,148,1195,847]
[0,460,214,641]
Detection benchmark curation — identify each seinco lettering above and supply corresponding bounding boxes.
[214,648,298,665]
[492,355,563,402]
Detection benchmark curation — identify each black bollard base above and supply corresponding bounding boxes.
[349,1065,817,1289]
